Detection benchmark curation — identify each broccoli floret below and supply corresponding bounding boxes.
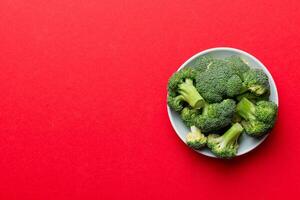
[242,69,270,96]
[180,99,236,133]
[189,55,215,73]
[236,97,278,137]
[207,123,244,158]
[241,120,269,137]
[195,59,245,103]
[225,56,250,77]
[167,67,205,112]
[186,126,207,149]
[180,107,200,127]
[255,101,278,124]
[195,56,270,102]
[167,96,183,112]
[194,99,236,133]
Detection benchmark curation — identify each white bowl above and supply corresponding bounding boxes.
[167,47,279,158]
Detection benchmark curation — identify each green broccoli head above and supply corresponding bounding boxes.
[195,57,250,103]
[236,97,278,137]
[186,126,207,149]
[255,101,278,124]
[207,123,244,158]
[189,55,214,73]
[241,120,269,137]
[194,99,236,133]
[167,67,205,111]
[180,107,200,127]
[167,96,184,112]
[243,69,270,96]
[195,60,235,103]
[225,55,250,77]
[168,67,197,94]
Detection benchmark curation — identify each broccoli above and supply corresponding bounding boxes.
[194,56,270,102]
[186,126,207,149]
[189,55,215,73]
[167,67,205,112]
[180,99,236,133]
[180,107,200,127]
[194,99,236,133]
[225,55,250,77]
[242,69,270,96]
[195,60,245,103]
[236,97,278,137]
[207,123,244,158]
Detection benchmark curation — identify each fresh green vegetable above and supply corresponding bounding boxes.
[207,123,244,158]
[167,67,205,112]
[186,126,207,149]
[242,69,270,96]
[236,97,278,137]
[189,55,215,73]
[180,99,236,133]
[194,99,236,133]
[180,107,200,127]
[195,60,246,103]
[194,56,270,102]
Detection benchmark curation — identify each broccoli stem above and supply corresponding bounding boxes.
[178,79,205,109]
[201,103,209,115]
[223,123,244,144]
[236,98,256,121]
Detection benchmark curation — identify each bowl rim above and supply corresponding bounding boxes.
[167,47,279,158]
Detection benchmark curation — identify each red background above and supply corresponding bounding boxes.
[0,0,299,199]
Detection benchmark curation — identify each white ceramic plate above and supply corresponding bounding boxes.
[167,47,279,158]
